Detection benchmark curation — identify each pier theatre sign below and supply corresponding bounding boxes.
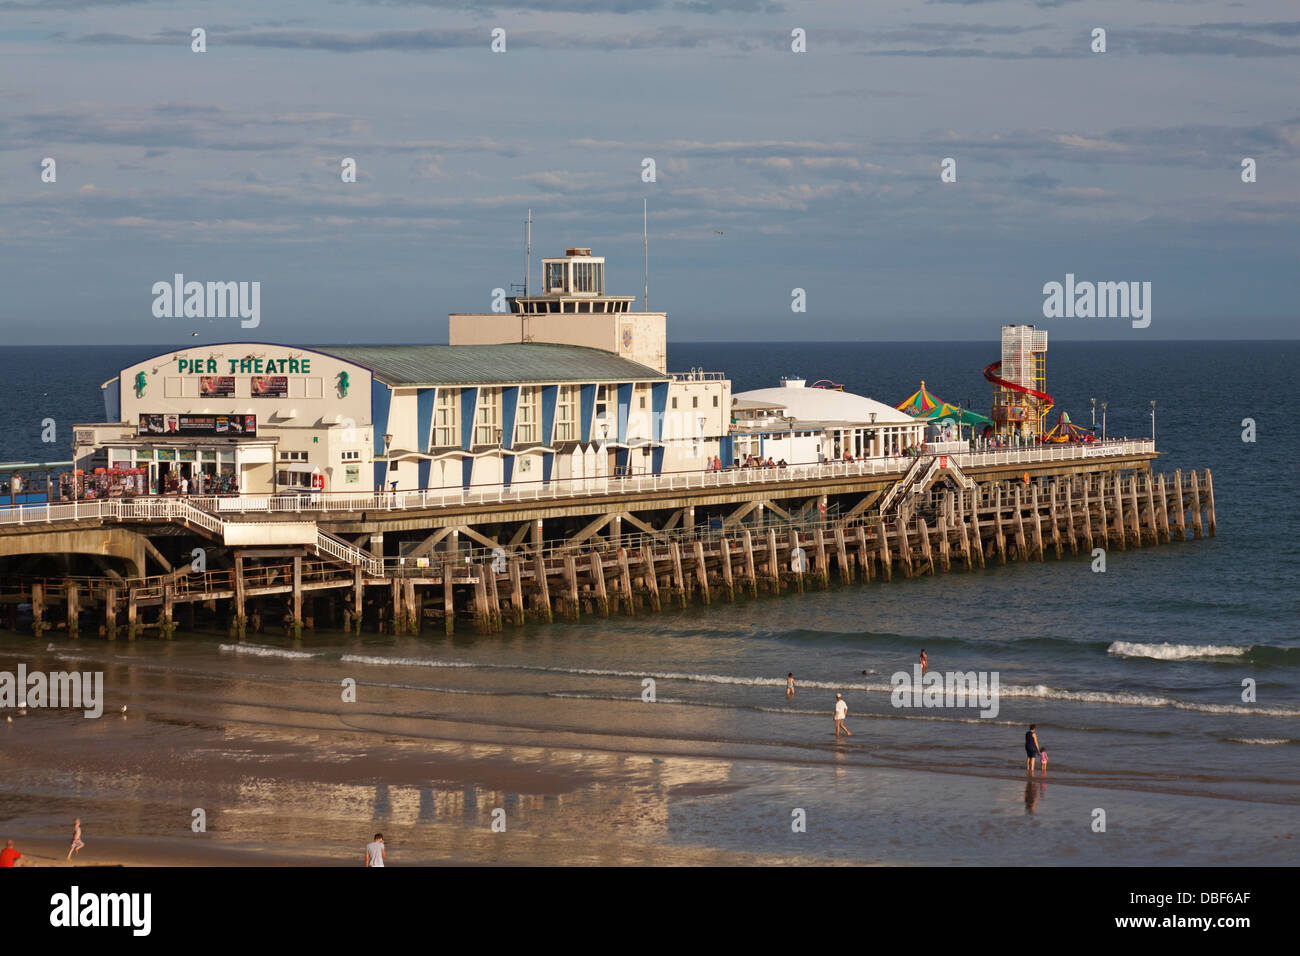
[176,357,312,375]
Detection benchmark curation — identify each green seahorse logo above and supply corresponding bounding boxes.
[337,370,349,397]
[134,371,147,397]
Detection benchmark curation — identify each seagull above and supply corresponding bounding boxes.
[191,332,199,337]
[121,705,128,713]
[714,231,723,235]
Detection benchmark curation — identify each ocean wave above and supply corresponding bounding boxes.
[1108,642,1248,661]
[1225,737,1295,745]
[219,643,318,660]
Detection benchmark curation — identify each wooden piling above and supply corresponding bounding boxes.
[669,541,688,608]
[66,581,79,638]
[1143,473,1159,545]
[692,540,711,605]
[1111,474,1127,551]
[894,517,913,577]
[1049,482,1063,558]
[814,528,829,589]
[391,578,404,635]
[917,517,936,575]
[291,555,304,638]
[1127,474,1143,548]
[640,546,662,612]
[404,578,419,633]
[1155,474,1171,543]
[104,585,118,640]
[589,551,610,617]
[443,561,456,633]
[126,586,137,641]
[562,553,581,620]
[789,530,805,592]
[993,485,1007,564]
[507,557,526,625]
[717,538,735,602]
[486,563,503,631]
[473,564,493,631]
[1203,469,1216,537]
[855,525,874,581]
[1013,487,1028,561]
[834,527,852,584]
[742,530,758,597]
[532,551,552,623]
[875,521,893,582]
[766,529,781,593]
[161,584,175,639]
[1191,471,1204,540]
[1173,468,1187,540]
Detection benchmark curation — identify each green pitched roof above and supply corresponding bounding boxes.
[320,343,666,388]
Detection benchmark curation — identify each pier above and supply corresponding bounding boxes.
[0,450,1215,638]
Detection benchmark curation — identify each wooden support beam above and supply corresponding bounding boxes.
[718,537,735,601]
[589,551,610,617]
[1030,486,1045,562]
[444,560,457,634]
[126,586,137,641]
[968,490,984,569]
[558,553,579,620]
[894,517,913,577]
[142,537,173,574]
[763,500,794,523]
[1049,482,1063,558]
[843,490,883,520]
[391,578,404,635]
[1172,468,1186,539]
[104,585,118,641]
[292,555,304,638]
[693,540,711,605]
[669,541,688,607]
[457,524,501,552]
[1155,474,1171,543]
[617,547,636,614]
[720,500,759,529]
[993,485,1007,564]
[161,584,175,640]
[741,530,758,597]
[814,527,829,589]
[1127,474,1143,548]
[507,521,532,551]
[876,521,893,582]
[1012,486,1028,561]
[1142,473,1159,545]
[1203,469,1216,538]
[408,527,454,559]
[855,525,873,581]
[473,564,493,632]
[485,564,502,631]
[639,546,661,613]
[65,581,79,638]
[917,517,936,575]
[531,552,552,623]
[789,530,804,592]
[766,528,781,592]
[619,511,660,538]
[1190,471,1203,540]
[404,578,419,634]
[508,558,526,625]
[1064,481,1078,554]
[569,513,615,548]
[1111,473,1127,551]
[834,527,852,584]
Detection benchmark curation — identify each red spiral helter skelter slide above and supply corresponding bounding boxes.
[983,360,1054,420]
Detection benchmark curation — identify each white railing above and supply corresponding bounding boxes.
[314,530,382,576]
[0,439,1155,528]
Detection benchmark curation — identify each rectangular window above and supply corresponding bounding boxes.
[692,396,699,408]
[546,262,565,293]
[713,395,719,407]
[434,389,457,447]
[475,387,500,446]
[639,395,646,409]
[574,261,595,293]
[672,397,678,409]
[277,450,307,461]
[516,386,536,444]
[555,385,575,442]
[341,450,360,461]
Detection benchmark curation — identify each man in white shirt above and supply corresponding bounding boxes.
[834,693,851,738]
[365,833,385,867]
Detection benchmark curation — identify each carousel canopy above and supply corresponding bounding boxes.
[896,381,994,428]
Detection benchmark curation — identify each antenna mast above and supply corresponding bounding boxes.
[643,199,649,313]
[525,208,532,297]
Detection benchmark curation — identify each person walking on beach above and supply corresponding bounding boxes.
[0,840,22,867]
[919,649,928,675]
[365,832,385,867]
[1025,725,1042,775]
[786,673,795,697]
[65,818,84,861]
[834,693,851,738]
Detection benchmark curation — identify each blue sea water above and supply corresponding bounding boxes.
[0,340,1297,865]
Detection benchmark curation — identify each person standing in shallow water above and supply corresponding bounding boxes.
[1025,725,1042,775]
[834,694,851,738]
[919,649,928,675]
[787,673,795,697]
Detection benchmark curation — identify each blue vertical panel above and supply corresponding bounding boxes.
[579,384,596,443]
[617,383,632,444]
[540,385,557,447]
[371,378,392,457]
[373,463,387,490]
[501,385,519,449]
[542,451,554,483]
[461,456,474,488]
[651,382,669,442]
[651,447,665,475]
[103,379,121,422]
[417,459,431,489]
[502,455,514,488]
[416,387,436,452]
[615,448,629,475]
[460,387,478,451]
[720,435,735,465]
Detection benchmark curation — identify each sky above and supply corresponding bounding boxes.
[1,0,1297,346]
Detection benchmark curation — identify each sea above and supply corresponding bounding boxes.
[0,340,1296,865]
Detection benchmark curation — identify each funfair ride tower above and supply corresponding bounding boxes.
[989,325,1050,442]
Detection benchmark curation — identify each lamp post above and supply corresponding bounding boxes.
[1090,397,1096,430]
[1149,401,1156,442]
[869,411,877,457]
[382,433,392,493]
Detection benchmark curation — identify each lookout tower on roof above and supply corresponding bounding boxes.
[449,246,667,373]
